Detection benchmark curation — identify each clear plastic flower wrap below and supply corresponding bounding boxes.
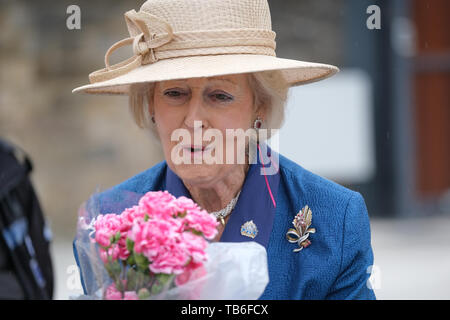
[73,188,269,300]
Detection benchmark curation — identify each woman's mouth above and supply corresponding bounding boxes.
[183,145,212,154]
[191,145,204,152]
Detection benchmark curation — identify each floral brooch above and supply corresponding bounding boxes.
[286,205,316,252]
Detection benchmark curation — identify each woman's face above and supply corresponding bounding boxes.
[152,74,257,188]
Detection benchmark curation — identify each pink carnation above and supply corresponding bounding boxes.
[173,197,219,239]
[94,213,131,262]
[94,214,122,247]
[129,219,188,274]
[105,282,138,300]
[149,244,190,275]
[181,232,209,265]
[123,291,139,300]
[120,206,144,231]
[105,283,123,300]
[138,191,177,220]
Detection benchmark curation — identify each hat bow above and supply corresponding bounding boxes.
[89,10,173,83]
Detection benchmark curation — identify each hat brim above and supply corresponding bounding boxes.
[72,54,339,95]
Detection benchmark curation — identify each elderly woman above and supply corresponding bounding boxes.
[73,0,376,300]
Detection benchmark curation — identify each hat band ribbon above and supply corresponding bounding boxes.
[89,10,277,84]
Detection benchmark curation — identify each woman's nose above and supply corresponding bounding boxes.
[183,93,208,130]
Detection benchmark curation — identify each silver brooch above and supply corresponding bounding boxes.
[286,205,316,252]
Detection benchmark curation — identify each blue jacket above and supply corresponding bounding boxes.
[74,150,376,300]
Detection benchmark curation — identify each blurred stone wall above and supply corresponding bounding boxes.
[0,0,345,238]
[0,0,164,238]
[268,0,345,65]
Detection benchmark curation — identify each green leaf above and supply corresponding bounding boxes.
[104,260,122,281]
[126,255,135,266]
[109,231,121,244]
[134,253,150,272]
[126,268,137,290]
[190,229,203,236]
[136,270,145,289]
[126,238,135,252]
[150,282,163,295]
[104,263,116,279]
[109,260,122,275]
[99,244,109,251]
[115,278,125,292]
[156,273,174,285]
[150,273,175,295]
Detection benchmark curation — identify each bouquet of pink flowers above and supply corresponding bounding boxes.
[74,189,269,300]
[87,191,218,299]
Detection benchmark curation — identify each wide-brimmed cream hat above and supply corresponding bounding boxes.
[72,0,339,95]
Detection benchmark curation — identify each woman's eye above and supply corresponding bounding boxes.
[211,92,233,102]
[164,90,186,98]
